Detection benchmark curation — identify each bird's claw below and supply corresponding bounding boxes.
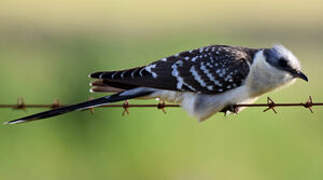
[221,104,239,116]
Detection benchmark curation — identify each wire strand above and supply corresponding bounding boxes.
[0,96,320,114]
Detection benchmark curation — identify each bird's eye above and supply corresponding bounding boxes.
[279,58,288,67]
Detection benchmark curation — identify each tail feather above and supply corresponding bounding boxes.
[90,86,124,93]
[5,89,153,125]
[89,79,125,93]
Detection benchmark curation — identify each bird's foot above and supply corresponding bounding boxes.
[221,104,239,116]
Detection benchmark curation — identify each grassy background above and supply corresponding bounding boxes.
[0,0,323,179]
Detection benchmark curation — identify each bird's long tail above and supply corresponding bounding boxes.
[5,88,154,125]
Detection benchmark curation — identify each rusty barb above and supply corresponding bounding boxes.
[0,96,322,116]
[233,96,320,113]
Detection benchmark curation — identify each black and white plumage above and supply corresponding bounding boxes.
[90,45,254,94]
[6,44,308,124]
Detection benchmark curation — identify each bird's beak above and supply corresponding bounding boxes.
[293,70,308,82]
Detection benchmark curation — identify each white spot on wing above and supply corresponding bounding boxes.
[161,58,167,62]
[183,83,196,91]
[191,56,198,62]
[131,68,139,78]
[200,62,222,87]
[171,61,196,91]
[216,68,227,78]
[120,71,126,78]
[144,64,158,78]
[171,61,184,90]
[139,68,145,77]
[190,66,207,87]
[111,72,118,79]
[207,86,213,90]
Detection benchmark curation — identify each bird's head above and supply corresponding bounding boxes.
[263,45,308,82]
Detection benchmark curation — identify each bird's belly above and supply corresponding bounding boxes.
[149,90,185,103]
[150,85,253,106]
[146,86,256,121]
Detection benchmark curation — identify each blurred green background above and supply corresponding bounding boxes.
[0,0,323,179]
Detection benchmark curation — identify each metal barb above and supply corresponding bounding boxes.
[157,101,167,114]
[88,97,95,115]
[304,96,314,113]
[51,99,61,109]
[13,97,26,112]
[122,100,130,116]
[263,97,277,113]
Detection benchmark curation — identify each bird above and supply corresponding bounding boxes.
[5,44,308,124]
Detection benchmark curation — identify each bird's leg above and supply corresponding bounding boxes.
[220,104,239,115]
[157,99,167,114]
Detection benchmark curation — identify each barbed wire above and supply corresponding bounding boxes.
[0,96,322,115]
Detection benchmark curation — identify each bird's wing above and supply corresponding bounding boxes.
[90,45,257,94]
